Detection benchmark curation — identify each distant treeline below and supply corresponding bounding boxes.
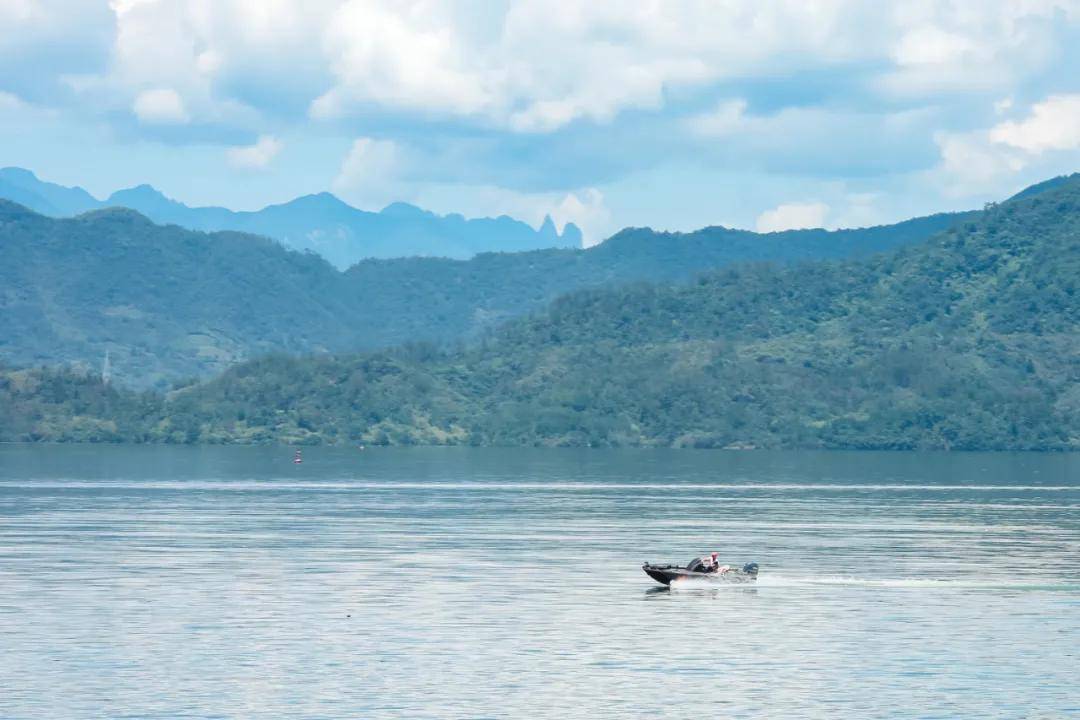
[3,177,1078,450]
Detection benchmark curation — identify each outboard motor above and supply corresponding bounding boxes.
[742,562,759,575]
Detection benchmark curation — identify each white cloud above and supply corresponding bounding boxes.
[227,134,283,170]
[0,0,38,24]
[338,1,1079,131]
[989,94,1080,153]
[928,93,1080,198]
[332,137,402,208]
[132,87,189,124]
[876,2,1076,97]
[509,100,583,134]
[552,189,610,247]
[831,193,883,229]
[111,2,202,90]
[490,1,861,132]
[35,0,330,130]
[196,49,222,76]
[686,99,748,137]
[11,0,1080,138]
[892,25,975,67]
[931,130,1026,196]
[110,0,157,15]
[0,89,61,127]
[0,90,27,110]
[755,201,830,233]
[311,1,493,121]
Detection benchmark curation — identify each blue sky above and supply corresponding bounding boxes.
[3,1,1080,245]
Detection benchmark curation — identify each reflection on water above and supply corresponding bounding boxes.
[0,447,1077,718]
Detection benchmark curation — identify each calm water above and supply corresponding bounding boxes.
[0,447,1077,719]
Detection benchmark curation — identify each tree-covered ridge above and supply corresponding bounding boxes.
[0,202,360,389]
[172,180,1080,449]
[464,190,1078,450]
[325,210,973,349]
[0,196,970,388]
[5,175,1077,449]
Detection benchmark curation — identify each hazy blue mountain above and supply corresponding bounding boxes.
[106,184,231,225]
[0,167,100,216]
[0,168,582,267]
[0,177,55,215]
[202,192,582,268]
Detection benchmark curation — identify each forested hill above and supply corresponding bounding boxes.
[170,177,1080,449]
[0,202,359,387]
[336,210,971,348]
[0,198,970,387]
[7,174,1078,449]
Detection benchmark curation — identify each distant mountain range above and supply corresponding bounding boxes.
[229,170,1075,450]
[5,172,1078,449]
[0,189,979,388]
[0,167,581,267]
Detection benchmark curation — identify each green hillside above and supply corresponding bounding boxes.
[0,202,359,388]
[0,198,968,387]
[335,211,971,348]
[0,364,162,442]
[6,176,1076,449]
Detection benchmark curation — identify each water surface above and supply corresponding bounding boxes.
[1,447,1077,718]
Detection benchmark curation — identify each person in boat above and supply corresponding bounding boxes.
[686,552,729,574]
[702,552,732,574]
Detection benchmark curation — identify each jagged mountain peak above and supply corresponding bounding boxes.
[539,214,557,237]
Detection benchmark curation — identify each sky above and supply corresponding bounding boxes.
[3,1,1080,246]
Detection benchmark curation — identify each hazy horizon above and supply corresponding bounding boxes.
[2,161,1004,243]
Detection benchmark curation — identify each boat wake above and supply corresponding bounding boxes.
[664,574,1079,592]
[753,575,1080,591]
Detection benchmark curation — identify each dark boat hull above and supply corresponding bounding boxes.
[643,562,759,586]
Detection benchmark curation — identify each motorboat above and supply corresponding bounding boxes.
[643,557,759,586]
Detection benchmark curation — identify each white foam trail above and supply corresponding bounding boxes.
[667,576,759,591]
[663,574,1080,592]
[753,575,1080,590]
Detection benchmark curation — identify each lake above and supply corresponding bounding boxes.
[1,446,1077,718]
